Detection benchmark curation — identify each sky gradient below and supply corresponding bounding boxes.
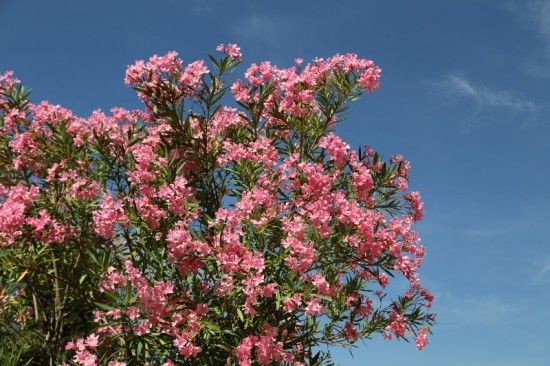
[1,1,549,365]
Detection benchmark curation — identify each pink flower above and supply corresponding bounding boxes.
[282,237,316,274]
[92,193,128,238]
[180,60,209,89]
[173,333,202,358]
[3,108,26,131]
[218,138,278,168]
[126,306,140,320]
[209,107,245,137]
[107,308,122,320]
[385,311,407,338]
[85,333,99,349]
[405,191,424,222]
[68,178,100,200]
[351,163,374,204]
[26,209,67,244]
[415,327,429,350]
[99,267,126,292]
[421,288,435,308]
[310,274,332,296]
[30,101,74,128]
[282,294,302,313]
[230,80,249,103]
[262,283,277,297]
[225,43,242,59]
[378,273,389,288]
[92,309,104,323]
[134,320,152,336]
[73,349,97,366]
[343,321,360,341]
[319,133,350,167]
[235,336,256,366]
[215,275,235,296]
[304,298,325,316]
[0,70,19,90]
[135,196,166,229]
[0,184,39,246]
[358,66,381,92]
[255,330,284,365]
[125,60,147,85]
[216,43,242,59]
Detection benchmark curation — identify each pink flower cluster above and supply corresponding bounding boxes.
[228,52,381,120]
[219,137,279,167]
[0,184,39,246]
[0,70,18,90]
[93,194,128,238]
[65,334,100,366]
[216,43,243,59]
[235,325,288,366]
[92,261,210,361]
[124,51,210,107]
[27,209,66,244]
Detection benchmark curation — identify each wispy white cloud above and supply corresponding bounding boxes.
[433,74,541,131]
[465,227,511,238]
[452,361,538,366]
[187,0,217,17]
[529,0,550,37]
[165,0,218,17]
[439,75,539,113]
[436,292,518,326]
[232,15,295,46]
[504,0,550,78]
[534,258,550,280]
[465,218,532,238]
[523,1,550,77]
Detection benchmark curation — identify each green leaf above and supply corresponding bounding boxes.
[202,320,221,334]
[94,302,114,311]
[207,54,220,69]
[16,270,28,282]
[236,307,244,322]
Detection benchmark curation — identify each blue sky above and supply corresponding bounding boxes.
[1,1,550,364]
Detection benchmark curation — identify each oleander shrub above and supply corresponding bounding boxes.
[0,44,434,366]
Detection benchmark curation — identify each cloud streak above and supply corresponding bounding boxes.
[465,218,533,238]
[439,75,539,113]
[433,74,542,131]
[504,0,550,77]
[527,1,550,77]
[534,258,550,280]
[530,0,550,37]
[232,15,294,46]
[436,292,518,327]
